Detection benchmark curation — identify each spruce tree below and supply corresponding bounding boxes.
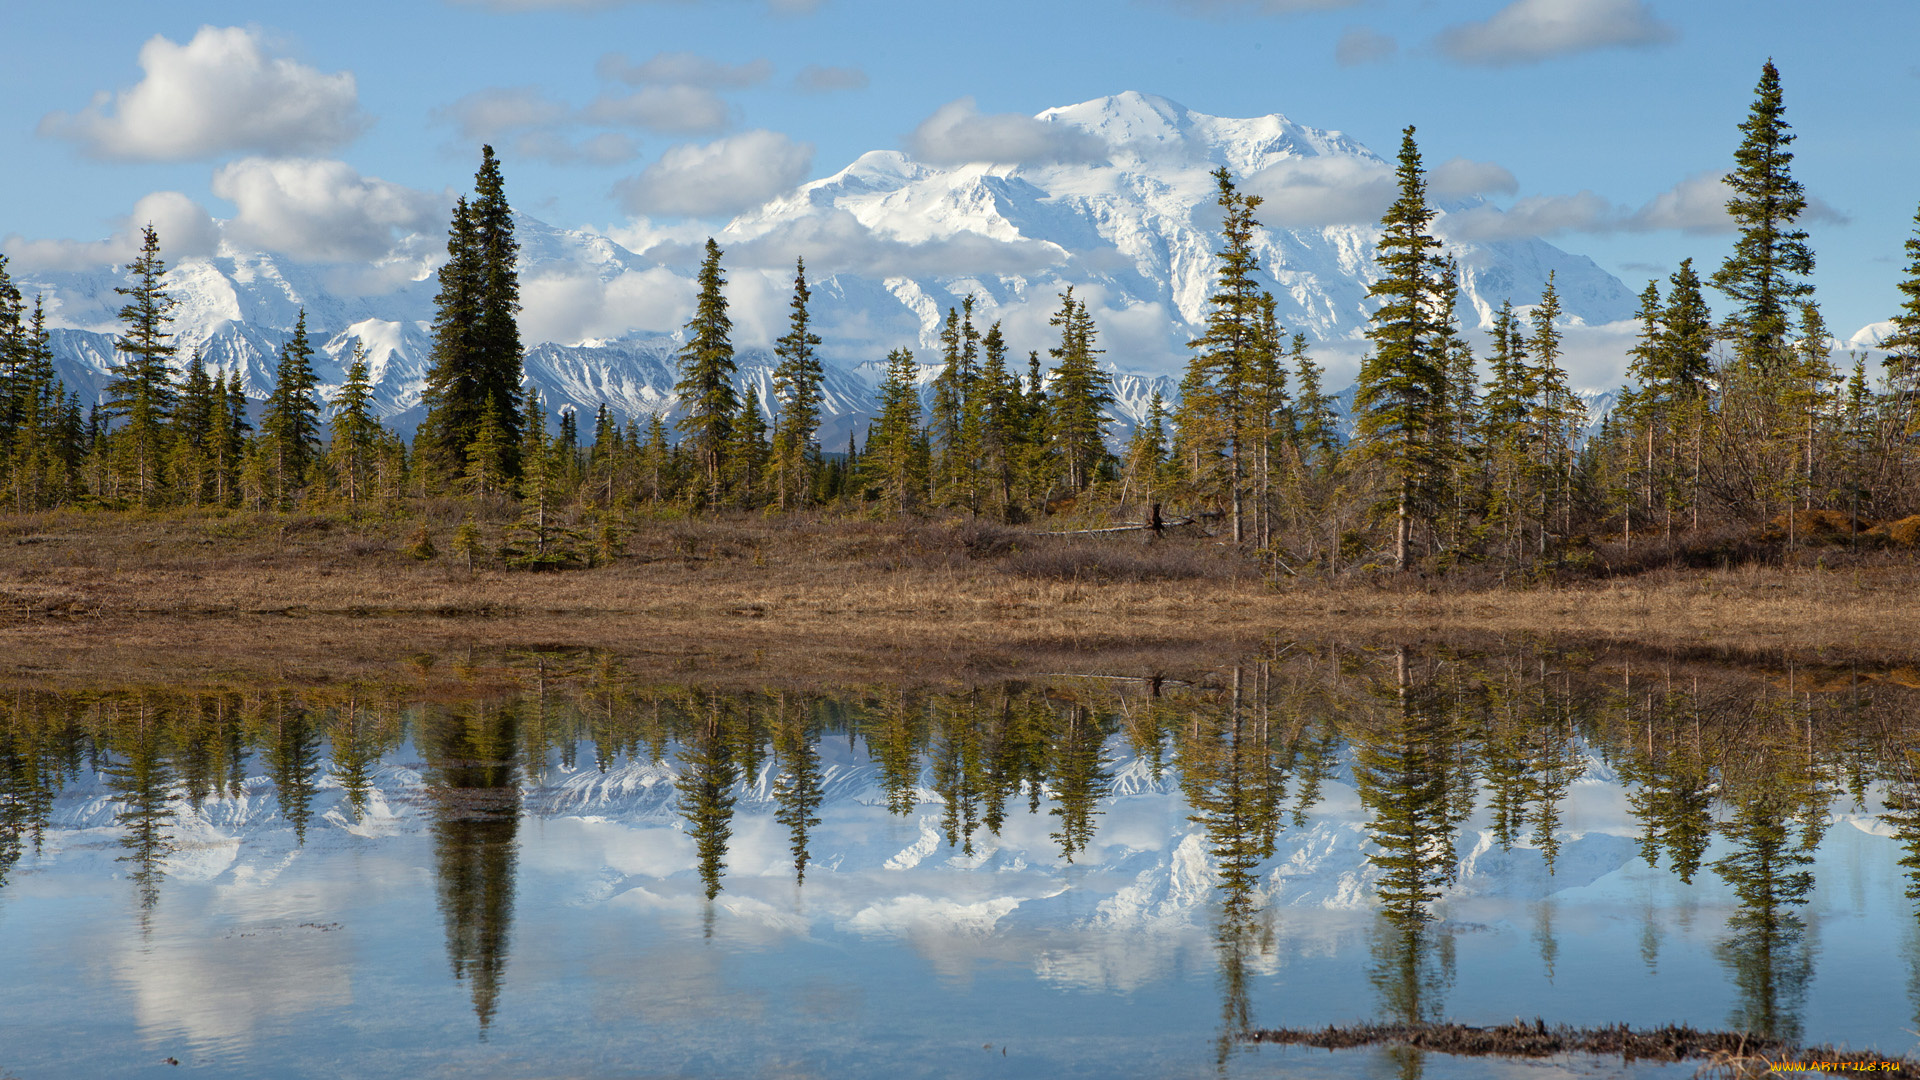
[420,197,483,479]
[674,239,738,509]
[213,370,251,506]
[1355,127,1448,571]
[171,349,217,505]
[0,256,26,443]
[1883,200,1920,389]
[1047,289,1114,496]
[1016,350,1054,512]
[1123,389,1170,516]
[587,402,622,507]
[929,299,985,511]
[976,321,1021,517]
[329,345,381,506]
[866,347,924,513]
[641,412,673,504]
[1712,60,1815,378]
[108,225,179,505]
[1527,274,1584,553]
[471,145,524,467]
[419,146,524,486]
[1480,300,1535,557]
[770,257,824,509]
[730,383,770,507]
[261,310,322,505]
[1434,264,1480,551]
[465,397,510,498]
[1184,167,1268,543]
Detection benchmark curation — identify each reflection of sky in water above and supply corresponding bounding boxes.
[1,713,1916,1079]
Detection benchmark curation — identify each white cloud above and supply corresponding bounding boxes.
[1436,0,1676,67]
[1439,170,1846,242]
[1621,171,1733,234]
[1430,157,1519,200]
[583,86,732,135]
[1243,156,1394,227]
[1440,191,1620,241]
[39,26,365,161]
[793,65,869,93]
[718,208,1067,279]
[906,98,1109,167]
[434,86,571,142]
[596,51,773,89]
[1335,27,1397,66]
[213,158,445,263]
[520,265,696,343]
[615,131,814,217]
[3,191,221,272]
[433,85,666,163]
[511,130,640,165]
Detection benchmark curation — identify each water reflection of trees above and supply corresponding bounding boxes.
[4,647,1920,1041]
[420,700,522,1031]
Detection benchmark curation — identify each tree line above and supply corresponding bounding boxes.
[5,62,1919,576]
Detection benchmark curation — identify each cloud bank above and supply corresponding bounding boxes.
[907,98,1109,167]
[39,26,366,161]
[1436,0,1676,67]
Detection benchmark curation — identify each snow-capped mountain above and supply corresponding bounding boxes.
[16,92,1642,443]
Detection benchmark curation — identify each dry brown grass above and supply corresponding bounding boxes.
[3,507,1917,682]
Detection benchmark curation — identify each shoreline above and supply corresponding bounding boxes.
[3,508,1914,682]
[6,559,1915,684]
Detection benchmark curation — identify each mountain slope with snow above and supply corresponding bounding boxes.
[18,93,1641,440]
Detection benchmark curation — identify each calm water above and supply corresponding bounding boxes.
[1,647,1917,1078]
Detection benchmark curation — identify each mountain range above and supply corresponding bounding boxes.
[16,92,1644,446]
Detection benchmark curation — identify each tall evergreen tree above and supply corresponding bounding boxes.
[471,145,524,465]
[260,310,322,504]
[329,345,382,506]
[1355,128,1449,571]
[770,257,824,510]
[419,146,524,485]
[976,321,1021,517]
[1183,168,1268,542]
[730,383,771,506]
[170,349,218,505]
[1047,289,1114,496]
[929,299,986,511]
[1883,200,1920,389]
[1528,274,1584,551]
[865,347,924,513]
[108,225,179,504]
[1712,60,1815,378]
[1480,300,1535,557]
[0,256,27,442]
[674,239,738,509]
[420,196,483,480]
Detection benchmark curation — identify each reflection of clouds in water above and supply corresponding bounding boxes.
[115,909,353,1053]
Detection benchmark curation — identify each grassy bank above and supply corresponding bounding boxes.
[1,507,1915,681]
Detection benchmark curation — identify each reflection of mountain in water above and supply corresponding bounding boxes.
[4,646,1920,1046]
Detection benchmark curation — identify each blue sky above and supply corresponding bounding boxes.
[3,0,1916,342]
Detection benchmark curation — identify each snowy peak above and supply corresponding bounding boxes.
[24,92,1650,438]
[1038,91,1378,175]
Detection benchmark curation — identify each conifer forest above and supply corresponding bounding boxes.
[3,61,1920,583]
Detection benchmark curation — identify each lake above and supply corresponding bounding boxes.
[1,644,1916,1078]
